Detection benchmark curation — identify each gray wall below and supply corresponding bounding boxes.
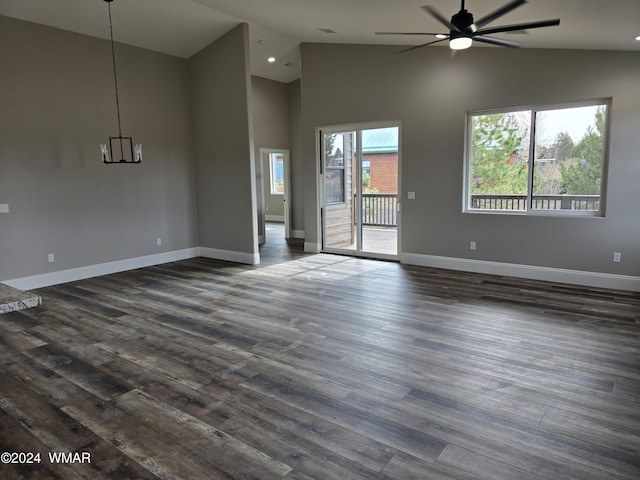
[3,13,637,285]
[288,79,304,235]
[250,75,305,238]
[251,76,291,236]
[300,43,640,276]
[189,23,258,258]
[0,15,197,281]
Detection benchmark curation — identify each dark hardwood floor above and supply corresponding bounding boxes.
[1,223,639,479]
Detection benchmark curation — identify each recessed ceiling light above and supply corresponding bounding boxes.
[635,35,640,41]
[267,56,276,63]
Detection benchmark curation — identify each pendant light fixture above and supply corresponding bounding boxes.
[101,0,141,164]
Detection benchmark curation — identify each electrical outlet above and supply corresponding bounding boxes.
[470,241,477,251]
[156,237,162,246]
[0,204,9,214]
[407,192,416,200]
[48,253,55,263]
[613,252,621,263]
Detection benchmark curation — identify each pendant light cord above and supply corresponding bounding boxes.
[108,2,123,138]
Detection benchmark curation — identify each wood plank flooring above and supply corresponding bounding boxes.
[2,226,640,479]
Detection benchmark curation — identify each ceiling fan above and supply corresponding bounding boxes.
[376,0,560,53]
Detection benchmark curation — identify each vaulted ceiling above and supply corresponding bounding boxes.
[1,0,639,83]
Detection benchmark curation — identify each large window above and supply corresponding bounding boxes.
[465,100,610,215]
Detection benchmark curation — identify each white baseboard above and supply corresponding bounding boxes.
[401,253,640,292]
[7,246,636,293]
[4,248,199,291]
[198,247,260,266]
[304,242,321,253]
[290,229,305,239]
[4,245,261,290]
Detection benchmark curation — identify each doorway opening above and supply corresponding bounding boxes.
[320,122,400,260]
[260,148,291,245]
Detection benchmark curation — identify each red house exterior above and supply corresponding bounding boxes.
[361,128,398,194]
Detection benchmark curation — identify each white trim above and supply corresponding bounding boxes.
[264,224,305,240]
[260,148,291,239]
[401,253,640,292]
[198,247,260,265]
[4,248,199,290]
[304,242,321,253]
[4,245,262,290]
[464,99,611,217]
[8,246,636,294]
[318,120,402,259]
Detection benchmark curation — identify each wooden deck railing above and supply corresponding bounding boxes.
[471,194,600,211]
[356,193,599,228]
[361,194,398,227]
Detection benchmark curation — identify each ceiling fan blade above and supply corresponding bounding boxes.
[473,35,521,48]
[375,32,444,36]
[422,5,459,32]
[474,0,527,29]
[477,19,560,36]
[393,37,449,55]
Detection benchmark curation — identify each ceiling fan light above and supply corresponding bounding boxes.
[450,36,472,50]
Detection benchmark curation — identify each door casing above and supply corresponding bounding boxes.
[317,120,401,260]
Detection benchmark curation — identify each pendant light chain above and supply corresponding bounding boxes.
[101,0,141,164]
[107,1,123,139]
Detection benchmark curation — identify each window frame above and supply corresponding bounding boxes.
[269,153,285,196]
[463,99,611,217]
[324,133,347,205]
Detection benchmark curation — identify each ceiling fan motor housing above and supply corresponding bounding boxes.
[451,9,476,35]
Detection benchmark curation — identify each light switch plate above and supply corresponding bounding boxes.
[0,204,9,213]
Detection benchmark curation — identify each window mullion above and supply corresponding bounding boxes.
[527,110,536,212]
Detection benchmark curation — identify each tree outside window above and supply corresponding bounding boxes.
[467,101,609,214]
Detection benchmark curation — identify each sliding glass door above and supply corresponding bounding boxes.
[321,123,400,259]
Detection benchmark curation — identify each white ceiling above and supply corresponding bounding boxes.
[1,0,639,83]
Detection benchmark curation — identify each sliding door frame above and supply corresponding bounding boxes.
[317,119,402,261]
